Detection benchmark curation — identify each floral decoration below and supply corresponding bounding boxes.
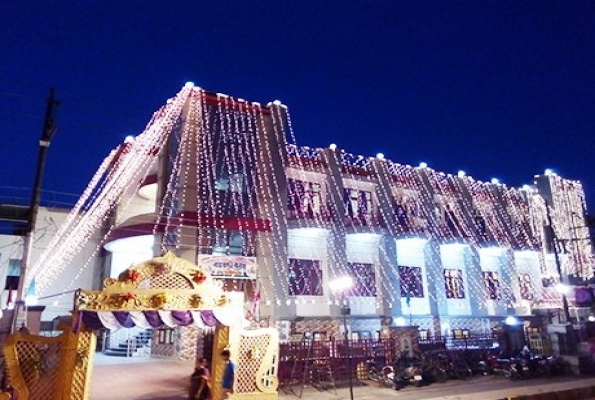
[127,270,141,283]
[152,293,171,308]
[192,270,207,284]
[190,294,202,308]
[154,263,171,275]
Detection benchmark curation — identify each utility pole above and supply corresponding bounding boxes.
[12,88,59,330]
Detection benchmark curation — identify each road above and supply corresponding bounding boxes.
[283,374,595,400]
[90,354,595,400]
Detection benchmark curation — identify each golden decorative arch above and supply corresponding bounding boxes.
[2,252,279,400]
[75,252,230,312]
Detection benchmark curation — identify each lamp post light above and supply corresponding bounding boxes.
[329,276,354,400]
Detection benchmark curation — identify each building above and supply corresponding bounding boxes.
[10,83,594,345]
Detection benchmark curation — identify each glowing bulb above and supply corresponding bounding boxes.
[458,170,466,177]
[522,184,532,191]
[544,168,553,176]
[124,135,135,143]
[588,316,595,322]
[184,81,194,88]
[491,178,499,184]
[376,153,385,160]
[272,100,282,105]
[329,276,354,292]
[419,162,428,168]
[505,316,519,326]
[329,143,337,150]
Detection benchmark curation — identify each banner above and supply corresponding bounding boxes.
[198,255,257,279]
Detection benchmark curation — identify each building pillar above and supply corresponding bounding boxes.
[380,236,402,319]
[320,148,348,318]
[425,241,447,319]
[254,104,292,321]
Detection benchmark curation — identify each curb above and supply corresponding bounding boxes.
[501,385,595,400]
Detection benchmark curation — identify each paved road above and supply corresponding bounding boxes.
[284,375,595,400]
[90,354,595,400]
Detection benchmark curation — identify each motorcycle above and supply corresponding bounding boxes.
[365,359,382,382]
[393,355,424,390]
[379,365,396,388]
[485,355,515,379]
[423,357,448,383]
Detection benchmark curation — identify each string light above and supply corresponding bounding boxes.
[24,84,593,337]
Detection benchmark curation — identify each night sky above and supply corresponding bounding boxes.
[1,1,594,210]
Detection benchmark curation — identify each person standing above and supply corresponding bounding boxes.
[189,358,211,400]
[221,349,235,399]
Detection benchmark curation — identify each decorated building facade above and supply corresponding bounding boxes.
[17,83,594,342]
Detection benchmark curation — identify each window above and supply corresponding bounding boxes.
[519,274,535,300]
[393,200,410,230]
[157,328,174,345]
[483,272,500,300]
[287,179,323,218]
[346,262,376,297]
[343,188,372,220]
[392,190,425,233]
[4,259,22,290]
[398,266,424,298]
[213,230,243,255]
[444,269,465,299]
[288,259,323,296]
[453,329,470,339]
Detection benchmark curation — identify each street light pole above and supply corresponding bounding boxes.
[341,304,354,400]
[329,276,354,400]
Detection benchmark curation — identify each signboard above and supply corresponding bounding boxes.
[197,255,257,279]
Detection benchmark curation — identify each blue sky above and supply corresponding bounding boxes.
[1,1,594,209]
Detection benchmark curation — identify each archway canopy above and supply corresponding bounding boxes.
[74,252,242,330]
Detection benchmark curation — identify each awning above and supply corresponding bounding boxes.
[75,308,241,331]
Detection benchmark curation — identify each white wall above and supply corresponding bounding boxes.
[36,208,102,321]
[106,235,155,278]
[396,238,431,315]
[0,207,102,322]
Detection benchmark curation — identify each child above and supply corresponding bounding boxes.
[221,349,235,399]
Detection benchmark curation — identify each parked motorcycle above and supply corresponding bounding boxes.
[392,355,425,390]
[379,365,396,388]
[365,358,382,382]
[422,357,448,383]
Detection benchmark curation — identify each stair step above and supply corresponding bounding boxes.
[103,330,152,357]
[104,349,131,357]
